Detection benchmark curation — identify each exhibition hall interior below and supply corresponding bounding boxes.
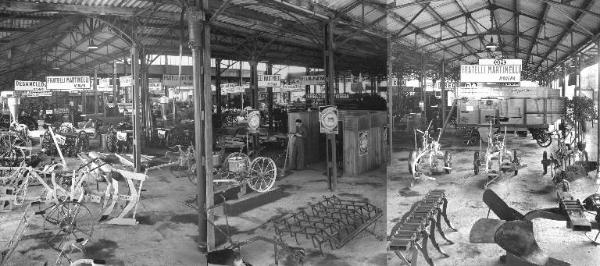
[0,0,599,265]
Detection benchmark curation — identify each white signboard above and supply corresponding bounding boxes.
[162,74,193,87]
[14,80,46,91]
[46,76,91,91]
[301,75,326,86]
[478,59,522,66]
[119,76,133,87]
[22,91,52,97]
[97,78,114,92]
[258,75,281,88]
[149,78,163,94]
[282,84,303,92]
[460,65,522,83]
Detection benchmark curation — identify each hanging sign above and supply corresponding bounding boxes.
[22,91,52,97]
[46,76,91,91]
[460,64,522,82]
[478,59,522,66]
[359,130,368,156]
[258,75,281,88]
[301,75,326,86]
[117,103,133,114]
[14,80,46,91]
[282,84,303,92]
[119,76,133,87]
[149,78,163,94]
[247,110,260,133]
[319,105,338,134]
[162,74,193,87]
[97,78,115,92]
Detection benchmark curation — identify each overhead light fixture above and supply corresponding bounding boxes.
[88,39,98,50]
[51,65,60,70]
[485,37,498,51]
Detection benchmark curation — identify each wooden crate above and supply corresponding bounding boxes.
[339,110,386,176]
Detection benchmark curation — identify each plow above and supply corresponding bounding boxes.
[470,189,600,266]
[388,190,456,266]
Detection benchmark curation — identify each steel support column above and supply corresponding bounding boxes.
[113,60,118,103]
[324,20,337,191]
[93,68,98,114]
[131,44,141,173]
[140,52,149,146]
[562,63,567,97]
[267,63,273,130]
[216,59,222,128]
[421,53,426,119]
[387,29,393,165]
[250,60,258,109]
[188,3,214,251]
[441,59,446,129]
[597,39,600,176]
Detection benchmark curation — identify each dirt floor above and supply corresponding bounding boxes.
[1,143,386,266]
[388,129,600,266]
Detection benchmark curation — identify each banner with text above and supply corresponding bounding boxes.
[119,76,133,87]
[460,65,522,83]
[14,80,46,91]
[301,75,326,86]
[46,76,91,91]
[162,74,193,87]
[258,75,281,88]
[97,78,115,92]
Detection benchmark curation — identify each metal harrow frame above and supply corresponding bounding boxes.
[273,195,382,254]
[388,190,457,266]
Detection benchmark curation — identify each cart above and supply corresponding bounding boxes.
[408,121,452,186]
[473,121,524,189]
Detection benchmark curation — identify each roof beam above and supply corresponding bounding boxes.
[494,5,590,37]
[544,29,600,76]
[532,0,600,19]
[395,5,488,39]
[392,3,429,38]
[534,0,594,73]
[422,3,480,58]
[525,3,549,65]
[0,1,180,20]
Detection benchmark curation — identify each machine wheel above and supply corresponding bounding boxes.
[535,132,552,147]
[444,151,452,174]
[247,157,277,193]
[43,201,95,251]
[473,151,480,175]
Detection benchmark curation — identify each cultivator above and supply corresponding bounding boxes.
[388,190,456,266]
[273,195,382,253]
[408,121,452,186]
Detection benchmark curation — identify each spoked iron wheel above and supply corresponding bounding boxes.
[42,201,95,251]
[247,157,277,193]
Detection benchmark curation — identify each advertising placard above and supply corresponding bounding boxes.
[359,131,368,156]
[258,75,281,88]
[14,80,46,91]
[162,74,193,87]
[247,110,261,133]
[319,105,338,134]
[119,76,133,87]
[97,78,114,92]
[46,76,91,91]
[301,75,326,86]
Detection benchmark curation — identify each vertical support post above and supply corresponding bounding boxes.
[577,55,581,97]
[216,59,222,128]
[189,2,214,251]
[596,39,600,178]
[324,20,337,191]
[441,58,446,129]
[421,53,426,121]
[305,67,311,109]
[140,52,148,145]
[249,60,258,109]
[131,44,141,173]
[387,28,393,165]
[94,68,98,114]
[200,1,215,249]
[562,63,567,97]
[267,63,274,130]
[81,90,86,115]
[240,60,244,109]
[113,60,118,103]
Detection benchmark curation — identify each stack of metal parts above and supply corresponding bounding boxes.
[388,190,456,266]
[273,195,382,253]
